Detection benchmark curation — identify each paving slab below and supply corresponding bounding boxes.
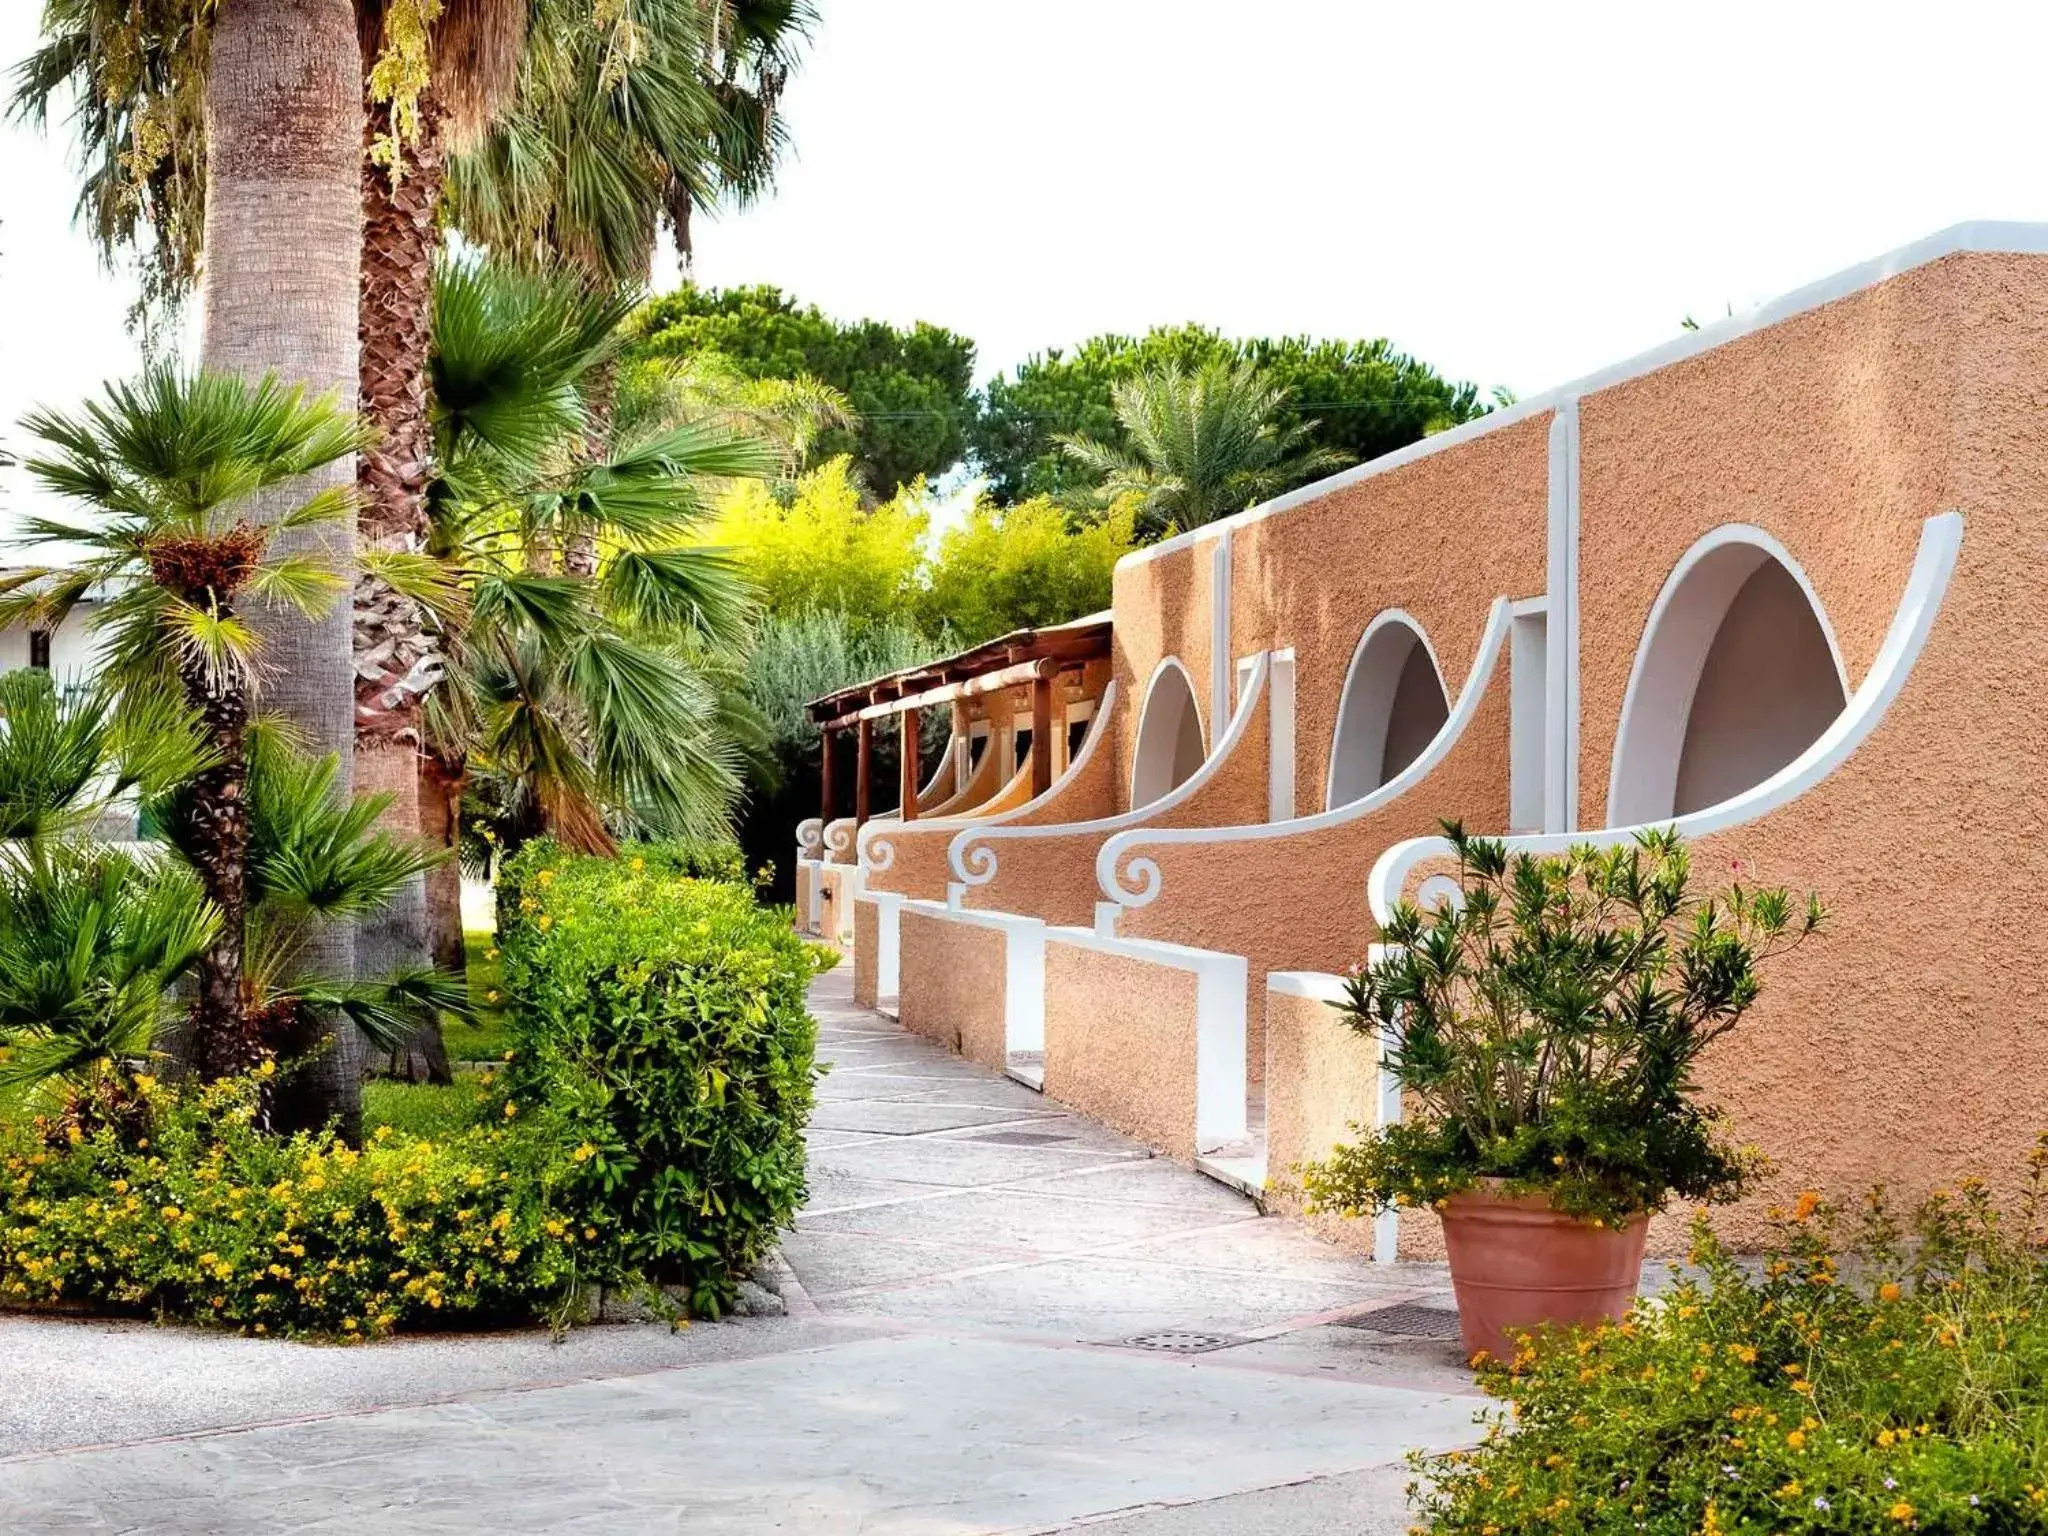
[0,1335,1474,1535]
[0,956,1481,1534]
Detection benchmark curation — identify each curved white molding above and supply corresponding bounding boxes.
[1323,607,1450,812]
[795,817,823,858]
[1097,600,1512,914]
[1369,511,1966,925]
[857,679,1120,883]
[823,817,858,861]
[1128,656,1207,809]
[861,756,1032,873]
[951,657,1270,893]
[1607,523,1848,826]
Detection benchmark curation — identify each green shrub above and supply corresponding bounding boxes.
[1306,825,1822,1225]
[498,846,822,1316]
[0,1072,582,1337]
[1416,1146,2048,1533]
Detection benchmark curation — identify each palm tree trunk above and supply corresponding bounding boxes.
[420,750,468,974]
[201,0,366,1142]
[355,84,447,1075]
[183,670,258,1082]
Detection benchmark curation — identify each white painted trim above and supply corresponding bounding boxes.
[1045,925,1249,1154]
[864,889,904,1008]
[951,658,1268,892]
[1368,511,1966,924]
[1322,609,1449,813]
[1267,649,1296,823]
[1118,222,2048,573]
[900,899,1047,1057]
[1127,655,1207,809]
[1094,602,1512,918]
[795,817,823,859]
[797,855,824,932]
[1210,528,1234,733]
[1266,969,1350,1005]
[865,681,1120,876]
[1606,523,1850,827]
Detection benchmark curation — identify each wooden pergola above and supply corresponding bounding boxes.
[806,613,1112,830]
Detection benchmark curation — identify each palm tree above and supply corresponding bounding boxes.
[0,681,459,1141]
[1059,360,1354,538]
[2,369,379,1093]
[447,0,813,286]
[411,255,768,960]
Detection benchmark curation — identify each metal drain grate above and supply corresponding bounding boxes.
[970,1129,1076,1145]
[1335,1302,1464,1340]
[1118,1330,1241,1354]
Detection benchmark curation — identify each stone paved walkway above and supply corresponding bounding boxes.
[0,962,1481,1534]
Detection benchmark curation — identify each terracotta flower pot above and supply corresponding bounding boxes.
[1437,1181,1649,1362]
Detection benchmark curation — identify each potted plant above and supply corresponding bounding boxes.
[1304,823,1821,1361]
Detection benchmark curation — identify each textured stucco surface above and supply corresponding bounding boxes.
[851,898,881,1009]
[896,908,1010,1069]
[1562,250,2048,1247]
[963,679,1274,928]
[1111,540,1216,807]
[1043,941,1202,1160]
[865,688,1120,904]
[1261,990,1445,1262]
[1228,412,1551,801]
[794,862,815,936]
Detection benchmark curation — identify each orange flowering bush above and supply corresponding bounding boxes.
[1412,1138,2048,1533]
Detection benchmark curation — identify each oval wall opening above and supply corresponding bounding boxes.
[1326,614,1451,809]
[1130,660,1206,808]
[1610,534,1849,825]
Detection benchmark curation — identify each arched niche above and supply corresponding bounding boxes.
[1326,611,1451,809]
[1610,527,1849,825]
[1130,658,1207,808]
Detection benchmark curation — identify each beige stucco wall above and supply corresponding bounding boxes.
[1230,412,1552,800]
[1110,541,1216,807]
[1262,988,1444,1261]
[896,907,1010,1070]
[852,897,880,1009]
[1554,249,2048,1246]
[864,676,1119,904]
[962,680,1274,928]
[794,862,815,936]
[1043,940,1201,1160]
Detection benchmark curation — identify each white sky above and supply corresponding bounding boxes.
[8,0,2048,529]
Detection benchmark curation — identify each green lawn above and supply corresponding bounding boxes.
[362,1078,490,1138]
[446,926,514,1062]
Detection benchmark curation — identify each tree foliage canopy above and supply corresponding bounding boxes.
[627,285,978,497]
[971,323,1492,505]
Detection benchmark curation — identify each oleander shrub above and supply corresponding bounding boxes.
[497,844,823,1316]
[0,1072,583,1337]
[1307,824,1823,1226]
[1414,1146,2048,1534]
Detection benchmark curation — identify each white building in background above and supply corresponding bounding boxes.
[0,583,105,682]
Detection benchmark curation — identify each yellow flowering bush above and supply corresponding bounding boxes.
[0,1074,583,1338]
[1413,1138,2048,1533]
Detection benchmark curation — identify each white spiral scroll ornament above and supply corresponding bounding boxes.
[795,818,823,858]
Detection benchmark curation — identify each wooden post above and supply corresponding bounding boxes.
[819,725,836,823]
[899,707,920,821]
[951,700,971,795]
[855,717,873,827]
[1030,674,1053,796]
